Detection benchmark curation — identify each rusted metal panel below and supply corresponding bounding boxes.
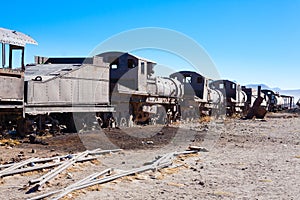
[47,79,60,102]
[146,80,157,95]
[59,79,72,102]
[25,63,110,113]
[25,105,115,115]
[170,71,207,100]
[64,64,108,80]
[25,64,82,81]
[0,27,37,46]
[27,78,109,105]
[245,96,267,119]
[101,52,157,94]
[0,70,24,102]
[114,83,148,95]
[242,87,260,107]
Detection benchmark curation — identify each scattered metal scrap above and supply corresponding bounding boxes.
[0,149,121,178]
[188,145,209,152]
[245,86,267,119]
[28,150,200,200]
[0,147,201,199]
[28,168,113,200]
[245,96,267,119]
[0,157,36,178]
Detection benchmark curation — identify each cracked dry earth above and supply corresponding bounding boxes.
[0,112,299,200]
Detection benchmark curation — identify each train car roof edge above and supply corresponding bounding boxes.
[0,27,38,46]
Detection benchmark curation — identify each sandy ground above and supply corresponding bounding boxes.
[0,112,299,200]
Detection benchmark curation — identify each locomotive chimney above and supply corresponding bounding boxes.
[93,56,105,66]
[257,85,261,97]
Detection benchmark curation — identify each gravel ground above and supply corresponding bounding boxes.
[0,112,299,200]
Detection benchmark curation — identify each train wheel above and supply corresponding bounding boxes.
[16,118,26,137]
[62,113,77,133]
[96,116,103,127]
[113,117,118,127]
[119,117,127,127]
[163,117,168,125]
[151,118,157,125]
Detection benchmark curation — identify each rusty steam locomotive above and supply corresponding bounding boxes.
[0,28,295,135]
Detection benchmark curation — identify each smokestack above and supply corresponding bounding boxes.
[258,85,261,97]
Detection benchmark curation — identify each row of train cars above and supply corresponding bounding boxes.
[0,28,296,135]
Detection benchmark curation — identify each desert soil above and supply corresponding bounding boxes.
[0,112,299,200]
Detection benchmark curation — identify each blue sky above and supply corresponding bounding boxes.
[1,0,299,89]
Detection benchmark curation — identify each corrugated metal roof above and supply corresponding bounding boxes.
[24,64,81,81]
[0,27,38,46]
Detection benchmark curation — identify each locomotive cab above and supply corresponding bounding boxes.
[210,80,247,115]
[99,52,183,125]
[261,89,293,112]
[170,71,207,100]
[170,71,223,119]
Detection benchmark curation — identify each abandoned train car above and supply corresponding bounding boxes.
[209,80,247,116]
[0,27,296,135]
[24,56,114,131]
[170,71,224,119]
[96,52,183,125]
[35,52,184,127]
[261,89,294,112]
[0,28,115,134]
[241,86,269,109]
